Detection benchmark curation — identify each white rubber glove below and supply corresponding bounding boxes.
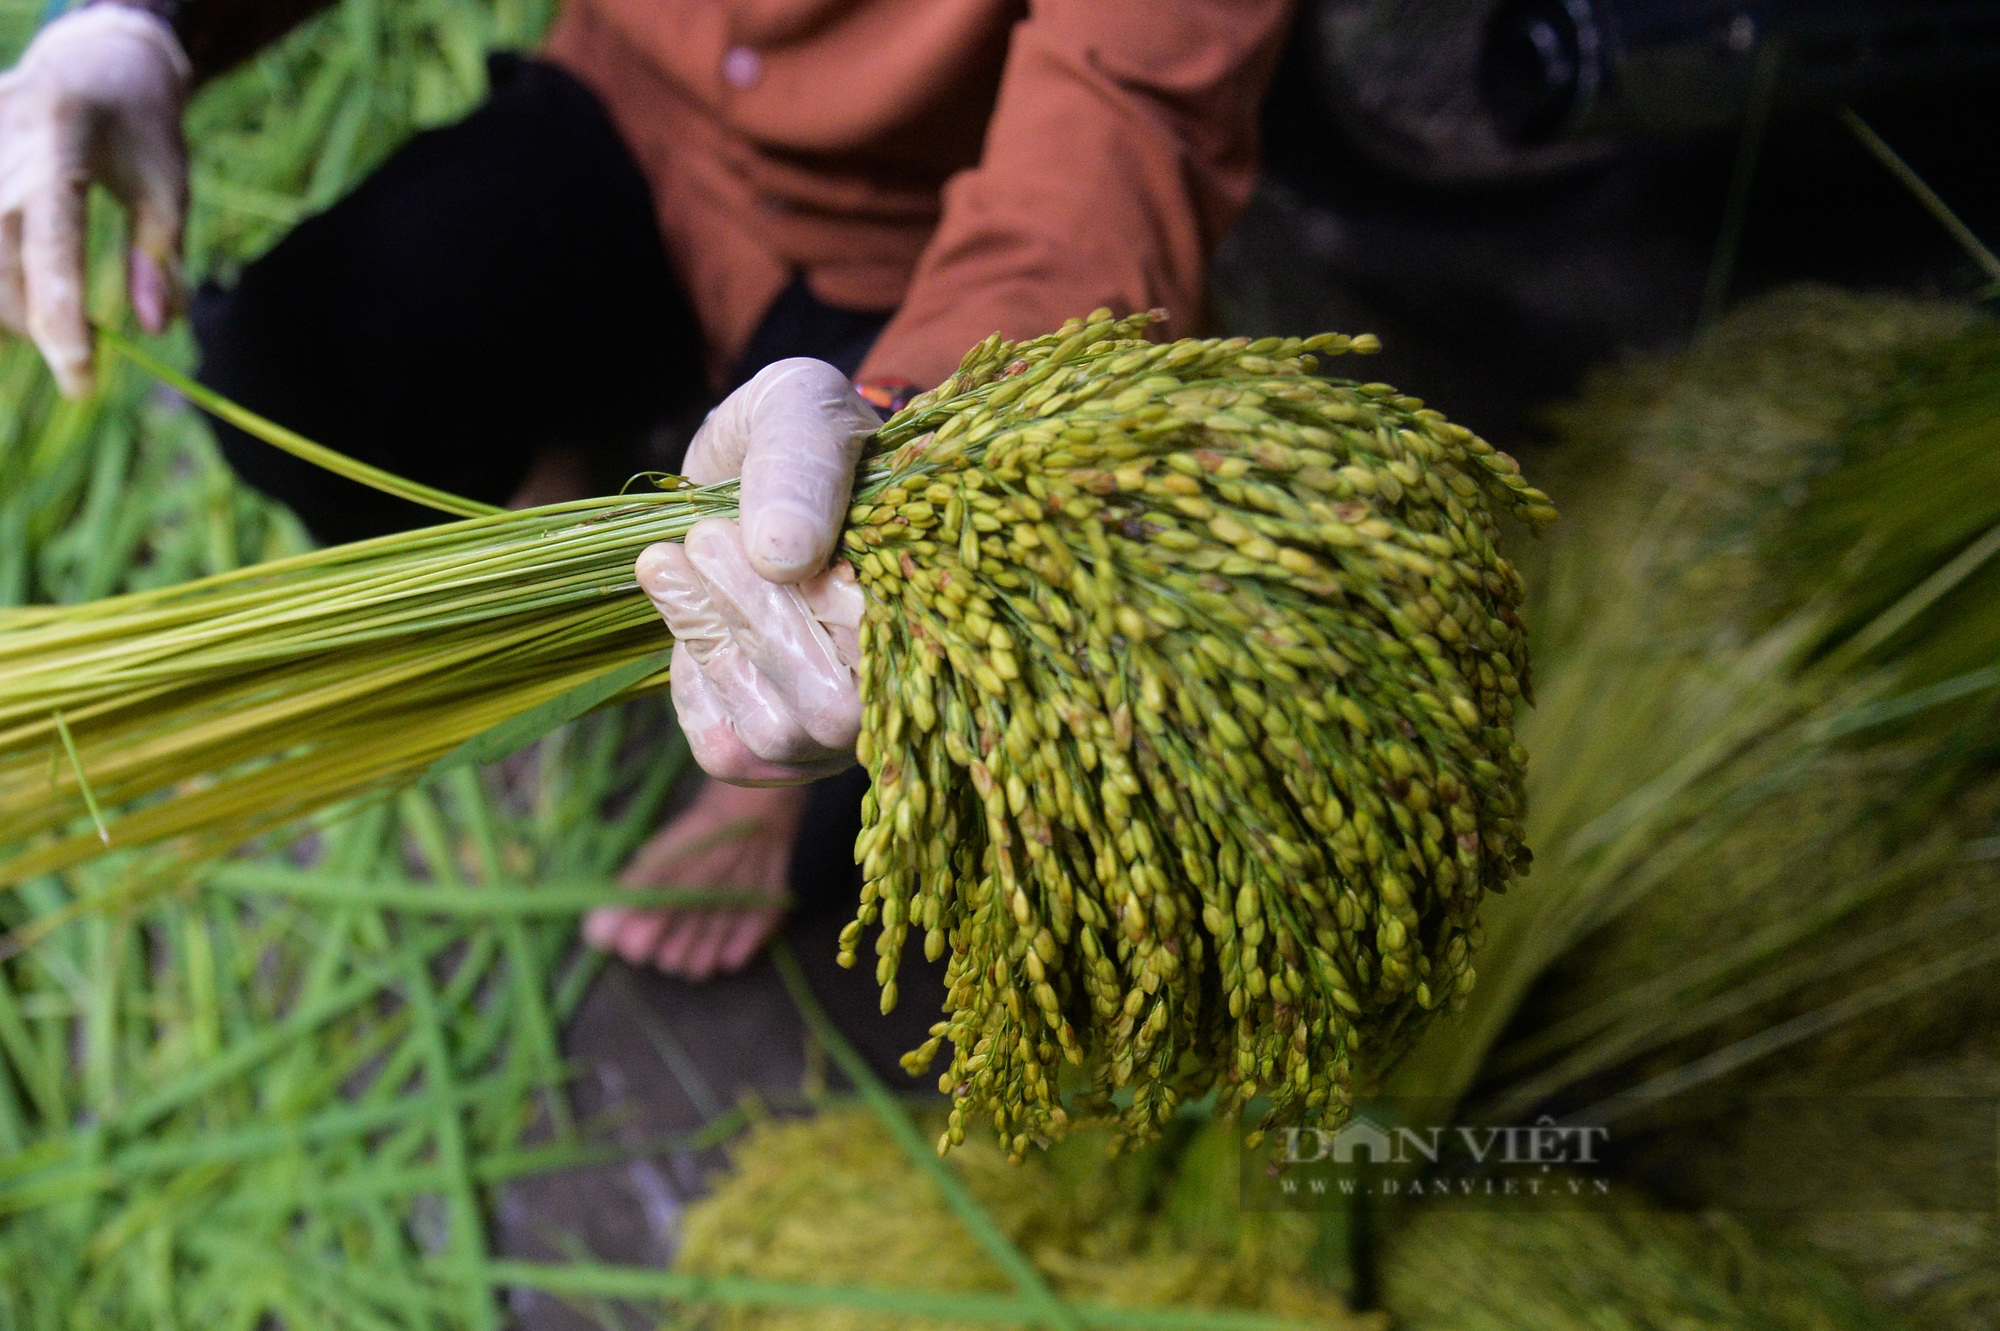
[637,358,879,784]
[0,4,191,397]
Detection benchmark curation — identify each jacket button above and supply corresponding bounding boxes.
[722,46,762,90]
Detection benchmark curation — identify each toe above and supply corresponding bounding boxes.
[614,911,671,966]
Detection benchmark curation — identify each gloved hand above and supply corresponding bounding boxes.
[637,357,880,784]
[0,4,191,397]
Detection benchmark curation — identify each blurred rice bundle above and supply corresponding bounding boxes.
[1408,287,2000,1330]
[1377,1203,1898,1331]
[675,1107,1377,1331]
[675,1104,1895,1331]
[1395,286,2000,1112]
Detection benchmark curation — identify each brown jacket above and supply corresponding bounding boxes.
[184,1,1292,388]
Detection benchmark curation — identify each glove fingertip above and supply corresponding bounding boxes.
[742,507,830,583]
[637,541,705,608]
[635,540,681,582]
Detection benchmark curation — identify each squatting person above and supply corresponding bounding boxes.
[0,0,1291,979]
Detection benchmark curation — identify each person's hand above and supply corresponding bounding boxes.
[0,4,190,397]
[586,780,803,979]
[637,358,878,785]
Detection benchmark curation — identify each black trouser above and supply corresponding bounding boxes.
[193,53,880,912]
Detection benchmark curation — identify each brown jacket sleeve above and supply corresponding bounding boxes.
[856,0,1293,389]
[168,0,337,81]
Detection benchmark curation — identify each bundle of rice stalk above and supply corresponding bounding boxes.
[676,1103,1894,1331]
[673,1105,1376,1331]
[1475,751,2000,1130]
[1783,318,2000,695]
[1387,287,1993,1113]
[1466,293,2000,1117]
[1377,1201,1900,1331]
[1443,295,2000,1331]
[1755,1038,2000,1331]
[0,310,1553,1154]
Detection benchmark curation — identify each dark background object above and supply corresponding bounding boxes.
[1300,0,2000,185]
[1232,0,2000,447]
[1482,0,1602,146]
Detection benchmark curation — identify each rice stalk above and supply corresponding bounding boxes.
[1377,1203,1899,1331]
[1390,287,1997,1112]
[3,309,1555,1156]
[670,1103,1373,1331]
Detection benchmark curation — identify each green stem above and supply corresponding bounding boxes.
[1841,106,2000,289]
[99,329,502,521]
[51,709,109,845]
[201,866,787,917]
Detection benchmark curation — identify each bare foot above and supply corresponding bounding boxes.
[585,780,806,980]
